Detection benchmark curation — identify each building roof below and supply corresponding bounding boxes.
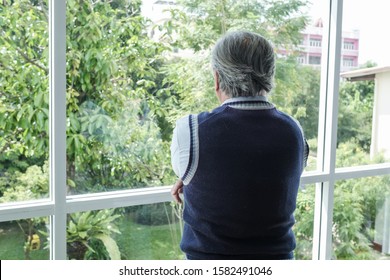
[340,66,390,81]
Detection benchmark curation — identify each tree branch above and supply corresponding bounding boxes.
[3,37,48,74]
[15,47,49,75]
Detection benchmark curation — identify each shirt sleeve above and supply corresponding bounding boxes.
[279,112,309,173]
[170,116,191,178]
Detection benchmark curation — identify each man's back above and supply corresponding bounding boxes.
[170,31,309,260]
[180,98,307,260]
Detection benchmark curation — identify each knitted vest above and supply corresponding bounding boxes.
[180,100,306,260]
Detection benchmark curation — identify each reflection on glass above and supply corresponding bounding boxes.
[333,176,390,260]
[270,4,324,172]
[337,0,390,167]
[0,1,49,203]
[67,203,183,260]
[0,218,50,260]
[294,184,315,260]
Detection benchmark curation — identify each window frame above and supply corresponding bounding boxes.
[0,0,390,260]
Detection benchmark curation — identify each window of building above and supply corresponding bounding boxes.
[298,55,306,64]
[343,57,355,67]
[343,41,355,50]
[309,38,322,47]
[309,55,321,65]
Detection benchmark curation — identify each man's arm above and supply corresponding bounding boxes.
[170,117,191,203]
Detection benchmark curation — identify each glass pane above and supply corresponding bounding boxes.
[65,0,174,195]
[0,1,49,203]
[274,0,326,172]
[333,175,390,260]
[0,218,50,260]
[294,184,315,260]
[337,0,390,167]
[66,203,183,260]
[65,0,324,193]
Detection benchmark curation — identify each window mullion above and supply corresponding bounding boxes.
[49,0,67,260]
[312,0,344,260]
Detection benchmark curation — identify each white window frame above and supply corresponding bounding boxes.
[0,0,390,260]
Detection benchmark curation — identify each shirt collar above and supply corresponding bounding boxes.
[220,95,274,110]
[221,95,269,106]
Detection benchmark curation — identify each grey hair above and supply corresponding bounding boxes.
[211,31,275,97]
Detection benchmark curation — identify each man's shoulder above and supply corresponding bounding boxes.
[273,108,300,124]
[273,108,306,137]
[196,105,229,124]
[175,106,226,126]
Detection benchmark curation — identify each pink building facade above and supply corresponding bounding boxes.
[297,19,359,72]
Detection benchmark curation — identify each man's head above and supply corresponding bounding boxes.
[211,31,275,98]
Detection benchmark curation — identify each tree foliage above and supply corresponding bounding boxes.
[159,0,312,132]
[163,0,308,51]
[338,79,374,153]
[0,0,176,195]
[0,0,49,159]
[66,0,176,192]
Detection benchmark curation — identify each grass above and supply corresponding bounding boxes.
[0,221,49,260]
[0,214,184,260]
[2,217,390,260]
[115,214,184,260]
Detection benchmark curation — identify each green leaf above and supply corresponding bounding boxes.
[94,234,121,260]
[37,111,45,128]
[67,178,76,188]
[34,91,43,107]
[78,231,88,239]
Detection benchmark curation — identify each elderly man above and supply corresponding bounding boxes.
[170,30,309,260]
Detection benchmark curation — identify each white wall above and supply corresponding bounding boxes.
[371,71,390,159]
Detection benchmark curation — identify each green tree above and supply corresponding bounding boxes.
[0,0,176,259]
[271,58,321,139]
[158,0,314,135]
[337,80,375,153]
[0,0,176,195]
[0,0,49,161]
[333,141,389,259]
[66,0,176,192]
[164,0,308,51]
[0,162,49,259]
[294,141,390,260]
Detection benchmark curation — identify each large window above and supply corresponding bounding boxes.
[337,0,390,168]
[0,0,389,260]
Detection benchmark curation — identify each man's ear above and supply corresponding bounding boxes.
[214,71,220,92]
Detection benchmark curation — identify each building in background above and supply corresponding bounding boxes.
[142,2,360,71]
[298,18,360,71]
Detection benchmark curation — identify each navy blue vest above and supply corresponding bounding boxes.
[180,100,307,260]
